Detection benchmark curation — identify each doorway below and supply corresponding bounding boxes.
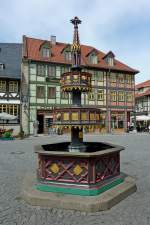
[37,114,44,134]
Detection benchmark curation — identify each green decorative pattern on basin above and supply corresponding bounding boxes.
[35,178,124,196]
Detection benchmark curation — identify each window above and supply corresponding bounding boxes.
[118,74,124,84]
[118,91,125,102]
[88,91,95,100]
[89,53,98,64]
[37,64,46,76]
[126,75,132,84]
[0,63,5,70]
[0,80,6,92]
[126,92,133,102]
[48,87,56,99]
[61,91,68,99]
[9,81,18,92]
[97,90,104,100]
[56,66,61,78]
[108,57,114,66]
[29,64,36,75]
[0,104,19,116]
[97,71,103,81]
[36,86,45,98]
[61,66,70,74]
[111,91,117,102]
[42,48,50,57]
[110,73,116,83]
[48,65,56,78]
[64,51,72,61]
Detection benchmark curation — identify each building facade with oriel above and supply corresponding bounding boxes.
[0,43,22,134]
[21,36,138,135]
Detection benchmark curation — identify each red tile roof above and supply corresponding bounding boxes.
[135,80,150,89]
[23,36,139,74]
[135,89,150,98]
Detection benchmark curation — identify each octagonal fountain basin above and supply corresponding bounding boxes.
[34,142,125,196]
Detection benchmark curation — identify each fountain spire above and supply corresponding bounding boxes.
[70,16,82,67]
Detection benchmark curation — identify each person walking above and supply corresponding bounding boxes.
[148,124,150,133]
[33,120,39,137]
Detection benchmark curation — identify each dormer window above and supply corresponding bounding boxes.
[42,48,50,58]
[0,63,5,70]
[89,53,98,64]
[62,45,72,62]
[40,41,51,58]
[103,51,115,67]
[108,57,114,66]
[64,51,72,61]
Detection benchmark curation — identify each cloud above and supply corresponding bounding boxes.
[0,0,150,83]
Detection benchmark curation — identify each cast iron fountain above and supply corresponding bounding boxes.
[24,17,136,211]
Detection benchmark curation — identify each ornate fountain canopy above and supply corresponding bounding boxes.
[53,17,101,128]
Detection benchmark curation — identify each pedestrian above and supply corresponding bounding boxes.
[33,120,39,137]
[148,124,150,133]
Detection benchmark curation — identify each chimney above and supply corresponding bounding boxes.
[51,35,56,45]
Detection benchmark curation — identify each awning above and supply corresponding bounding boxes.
[0,112,18,120]
[136,115,150,121]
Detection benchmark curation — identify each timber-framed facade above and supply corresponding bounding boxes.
[21,36,138,135]
[0,43,22,134]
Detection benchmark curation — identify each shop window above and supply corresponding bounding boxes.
[9,81,18,92]
[14,105,18,116]
[0,104,19,116]
[48,87,56,99]
[9,105,13,115]
[0,80,6,92]
[36,86,45,98]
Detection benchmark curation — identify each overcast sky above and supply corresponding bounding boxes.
[1,0,150,84]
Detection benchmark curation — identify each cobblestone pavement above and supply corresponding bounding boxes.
[0,133,150,225]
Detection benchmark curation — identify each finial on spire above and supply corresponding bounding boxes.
[70,17,82,68]
[70,16,81,28]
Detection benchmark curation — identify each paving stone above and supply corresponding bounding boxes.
[0,134,149,225]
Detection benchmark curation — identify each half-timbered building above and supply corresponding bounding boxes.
[135,80,150,116]
[0,43,22,134]
[21,36,138,135]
